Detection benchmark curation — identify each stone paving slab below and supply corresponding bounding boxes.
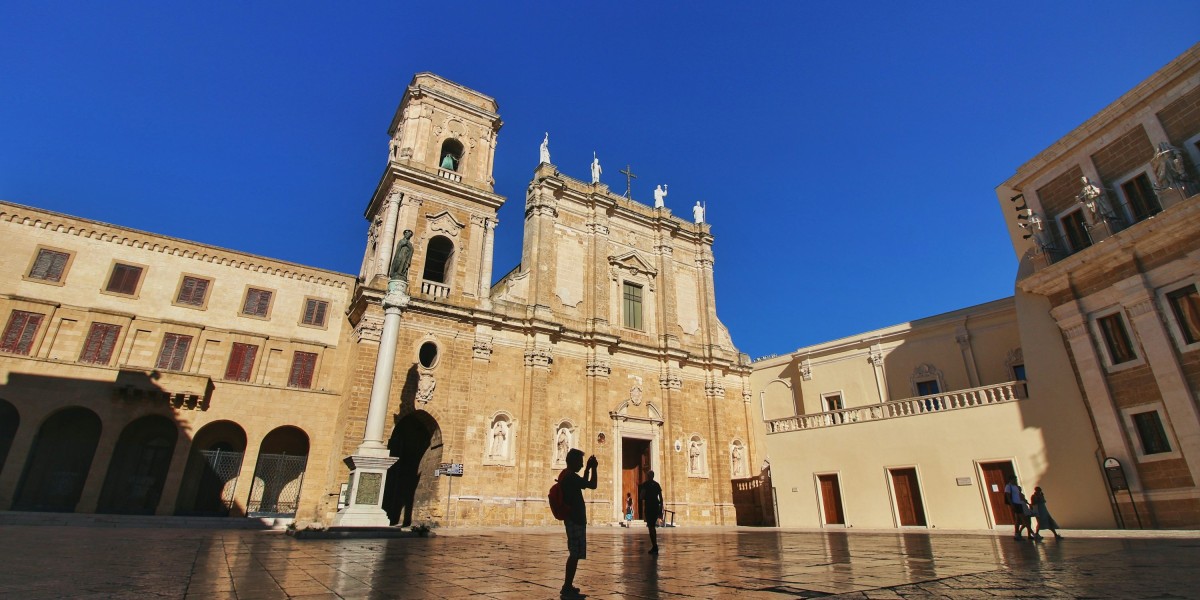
[1,525,1198,598]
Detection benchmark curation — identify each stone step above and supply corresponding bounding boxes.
[0,511,291,530]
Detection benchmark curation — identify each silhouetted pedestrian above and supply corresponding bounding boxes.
[639,470,664,554]
[1031,486,1062,540]
[559,449,597,600]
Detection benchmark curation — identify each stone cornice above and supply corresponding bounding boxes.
[0,201,354,290]
[365,162,505,219]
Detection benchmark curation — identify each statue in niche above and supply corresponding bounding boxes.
[556,426,571,463]
[731,443,745,477]
[591,152,602,184]
[389,230,415,280]
[688,438,704,474]
[692,201,705,224]
[489,418,510,458]
[415,371,436,404]
[539,132,551,165]
[654,184,668,208]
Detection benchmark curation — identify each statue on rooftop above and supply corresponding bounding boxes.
[539,132,551,165]
[591,152,602,183]
[654,184,668,208]
[692,201,705,224]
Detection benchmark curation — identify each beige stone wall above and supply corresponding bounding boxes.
[0,201,354,521]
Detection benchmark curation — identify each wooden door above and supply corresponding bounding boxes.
[621,438,650,519]
[980,461,1016,526]
[890,468,927,526]
[818,474,845,525]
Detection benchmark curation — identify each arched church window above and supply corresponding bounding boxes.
[421,236,455,284]
[439,139,464,172]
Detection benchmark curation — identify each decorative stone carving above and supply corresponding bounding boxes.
[609,252,658,281]
[654,243,673,256]
[742,389,753,404]
[354,313,384,343]
[730,440,746,477]
[586,358,610,377]
[1151,142,1195,194]
[415,369,436,405]
[629,376,643,405]
[524,348,553,369]
[1061,322,1088,340]
[586,222,610,236]
[1006,348,1024,367]
[425,211,465,237]
[659,373,682,390]
[910,363,945,397]
[799,359,812,381]
[554,422,574,466]
[1127,299,1155,318]
[704,379,725,398]
[473,335,493,361]
[955,328,971,347]
[688,436,706,476]
[868,351,884,366]
[487,414,512,461]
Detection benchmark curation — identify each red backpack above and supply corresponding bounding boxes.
[548,469,570,520]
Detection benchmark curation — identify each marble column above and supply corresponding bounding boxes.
[332,280,409,527]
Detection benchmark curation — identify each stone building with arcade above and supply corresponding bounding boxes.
[0,73,758,527]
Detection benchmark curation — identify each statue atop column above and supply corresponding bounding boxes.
[591,152,602,184]
[654,184,668,208]
[389,230,414,280]
[692,201,705,224]
[539,132,551,165]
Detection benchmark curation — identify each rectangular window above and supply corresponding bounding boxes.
[1060,209,1091,253]
[1,310,45,355]
[79,322,122,365]
[1098,313,1137,365]
[241,288,273,318]
[916,380,940,396]
[1132,411,1172,455]
[1166,285,1200,345]
[823,394,843,412]
[155,333,193,371]
[224,342,259,382]
[301,298,329,327]
[1012,364,1028,397]
[1121,173,1162,223]
[176,276,211,307]
[28,249,70,282]
[105,263,144,295]
[622,282,643,330]
[288,351,319,389]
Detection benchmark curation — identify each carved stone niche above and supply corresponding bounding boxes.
[483,412,515,467]
[686,435,708,478]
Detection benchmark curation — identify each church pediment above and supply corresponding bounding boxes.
[425,211,465,237]
[608,251,657,278]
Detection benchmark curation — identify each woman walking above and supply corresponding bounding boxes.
[1031,486,1062,540]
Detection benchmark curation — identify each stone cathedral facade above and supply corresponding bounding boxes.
[329,73,755,526]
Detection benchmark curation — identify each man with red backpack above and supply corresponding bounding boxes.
[557,448,597,600]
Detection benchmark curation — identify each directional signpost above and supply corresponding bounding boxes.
[437,463,464,527]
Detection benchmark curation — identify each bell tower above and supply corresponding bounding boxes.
[356,73,505,308]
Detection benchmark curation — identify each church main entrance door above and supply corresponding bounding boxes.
[383,411,442,526]
[621,437,651,520]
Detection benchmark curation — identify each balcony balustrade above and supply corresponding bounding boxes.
[437,168,462,183]
[766,381,1023,434]
[420,280,450,300]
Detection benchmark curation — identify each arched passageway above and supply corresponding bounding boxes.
[13,407,102,512]
[0,399,19,479]
[97,415,178,514]
[176,421,248,516]
[383,410,442,526]
[247,426,309,517]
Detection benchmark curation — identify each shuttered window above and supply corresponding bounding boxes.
[301,299,328,327]
[1166,285,1200,345]
[79,322,122,364]
[1098,313,1137,365]
[155,333,193,371]
[242,288,273,318]
[1132,411,1172,455]
[176,276,211,307]
[224,342,258,381]
[105,263,143,295]
[28,249,70,282]
[1,310,45,355]
[288,351,319,389]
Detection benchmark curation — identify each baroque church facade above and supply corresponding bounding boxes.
[0,73,756,527]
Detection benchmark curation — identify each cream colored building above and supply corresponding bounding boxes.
[751,298,1114,530]
[0,73,757,526]
[996,43,1200,527]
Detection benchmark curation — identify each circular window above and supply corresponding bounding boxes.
[418,341,439,368]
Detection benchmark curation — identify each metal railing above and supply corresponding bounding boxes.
[766,381,1024,434]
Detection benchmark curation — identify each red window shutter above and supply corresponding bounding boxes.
[225,342,258,381]
[30,249,69,282]
[106,264,143,295]
[288,351,318,388]
[80,322,121,364]
[177,277,209,306]
[1,311,44,355]
[243,289,272,317]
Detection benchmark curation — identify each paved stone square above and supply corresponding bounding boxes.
[2,525,1199,599]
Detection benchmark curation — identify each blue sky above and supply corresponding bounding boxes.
[1,2,1196,359]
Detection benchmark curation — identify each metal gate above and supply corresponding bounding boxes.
[246,453,308,517]
[193,449,243,515]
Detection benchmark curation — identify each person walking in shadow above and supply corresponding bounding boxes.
[1003,476,1033,540]
[1031,486,1062,540]
[560,449,597,600]
[639,470,664,554]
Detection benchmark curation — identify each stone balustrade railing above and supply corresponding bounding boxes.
[421,280,450,300]
[437,168,462,183]
[767,381,1023,434]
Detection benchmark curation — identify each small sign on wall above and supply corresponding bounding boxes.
[955,477,972,486]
